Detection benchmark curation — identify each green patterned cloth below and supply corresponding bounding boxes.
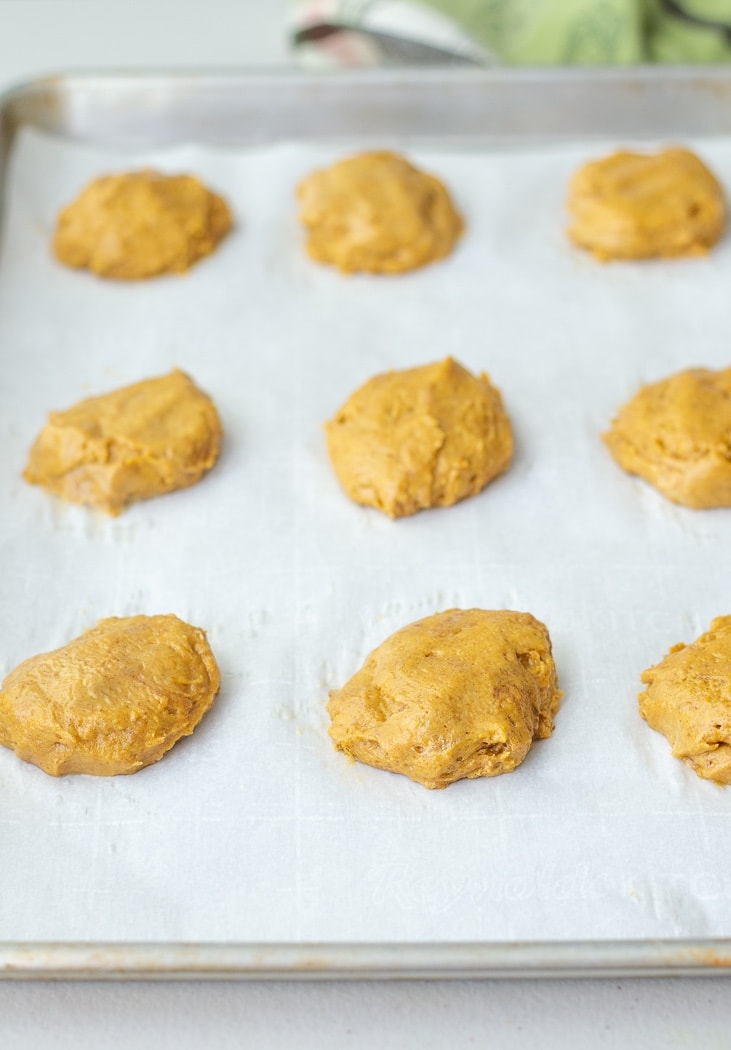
[292,0,731,65]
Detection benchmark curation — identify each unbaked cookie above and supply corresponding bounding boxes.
[0,614,220,776]
[296,150,463,274]
[327,609,561,790]
[24,369,222,515]
[640,616,731,784]
[602,366,731,508]
[324,357,513,518]
[567,147,725,260]
[53,170,232,279]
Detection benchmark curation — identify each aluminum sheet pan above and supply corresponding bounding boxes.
[1,69,731,978]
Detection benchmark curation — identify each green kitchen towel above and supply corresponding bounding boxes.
[291,0,731,66]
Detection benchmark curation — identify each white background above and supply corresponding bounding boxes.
[2,0,731,1045]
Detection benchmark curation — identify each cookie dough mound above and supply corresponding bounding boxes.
[325,357,512,519]
[323,359,510,518]
[24,369,222,515]
[296,150,463,274]
[327,609,561,790]
[53,170,232,279]
[567,148,725,260]
[640,616,731,784]
[0,615,220,776]
[602,367,731,508]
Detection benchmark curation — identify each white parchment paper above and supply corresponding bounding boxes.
[1,128,731,945]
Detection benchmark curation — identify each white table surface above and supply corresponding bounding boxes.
[1,2,730,1045]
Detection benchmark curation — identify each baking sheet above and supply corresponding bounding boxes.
[1,125,731,948]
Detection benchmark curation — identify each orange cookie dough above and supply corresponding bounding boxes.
[324,357,512,519]
[567,147,725,260]
[0,615,220,777]
[53,170,232,279]
[602,366,731,508]
[327,609,562,790]
[296,150,463,274]
[640,617,731,785]
[24,369,222,515]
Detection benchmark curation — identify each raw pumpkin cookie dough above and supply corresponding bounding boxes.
[52,170,232,278]
[567,147,725,260]
[296,150,463,274]
[640,616,731,785]
[328,609,561,790]
[0,614,220,777]
[324,357,513,518]
[602,366,731,508]
[24,369,222,515]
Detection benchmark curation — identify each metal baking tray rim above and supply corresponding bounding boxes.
[2,938,731,980]
[7,65,731,151]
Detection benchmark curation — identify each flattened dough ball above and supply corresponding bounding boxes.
[53,170,232,279]
[324,357,513,519]
[602,367,731,508]
[327,609,562,790]
[24,369,222,515]
[567,148,725,260]
[640,616,731,785]
[0,615,220,776]
[296,150,463,274]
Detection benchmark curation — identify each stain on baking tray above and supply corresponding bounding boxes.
[681,947,731,968]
